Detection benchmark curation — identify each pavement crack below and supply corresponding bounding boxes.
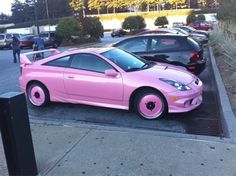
[43,129,92,176]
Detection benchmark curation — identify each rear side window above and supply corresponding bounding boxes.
[150,37,189,51]
[6,34,12,39]
[70,53,113,73]
[116,37,148,53]
[44,56,70,67]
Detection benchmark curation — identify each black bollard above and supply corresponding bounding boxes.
[0,92,38,176]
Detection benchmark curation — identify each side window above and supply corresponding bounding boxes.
[70,54,113,73]
[6,34,12,39]
[151,37,183,51]
[117,38,148,52]
[50,33,55,37]
[150,38,159,51]
[44,56,70,67]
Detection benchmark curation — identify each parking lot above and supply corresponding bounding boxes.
[0,34,223,137]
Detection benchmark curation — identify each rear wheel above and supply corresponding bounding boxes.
[27,82,50,106]
[134,90,167,120]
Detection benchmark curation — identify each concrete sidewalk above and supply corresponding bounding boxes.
[25,123,236,176]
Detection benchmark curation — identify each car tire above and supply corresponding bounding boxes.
[134,90,167,120]
[27,82,50,107]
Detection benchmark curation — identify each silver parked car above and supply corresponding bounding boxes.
[0,33,20,49]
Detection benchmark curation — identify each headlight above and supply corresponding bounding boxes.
[159,78,191,91]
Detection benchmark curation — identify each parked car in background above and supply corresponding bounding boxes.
[20,35,35,49]
[178,26,209,38]
[113,34,206,75]
[39,32,62,48]
[189,20,213,31]
[0,33,20,49]
[173,27,208,44]
[136,28,178,35]
[172,22,185,27]
[19,47,203,120]
[111,29,127,37]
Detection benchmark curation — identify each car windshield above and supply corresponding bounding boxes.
[39,33,49,38]
[175,28,189,35]
[101,48,151,72]
[0,35,4,40]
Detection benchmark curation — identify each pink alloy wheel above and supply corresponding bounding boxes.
[29,86,46,106]
[138,94,164,119]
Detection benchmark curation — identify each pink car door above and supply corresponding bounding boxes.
[64,53,124,105]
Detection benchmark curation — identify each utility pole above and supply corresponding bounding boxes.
[45,0,51,32]
[33,0,40,34]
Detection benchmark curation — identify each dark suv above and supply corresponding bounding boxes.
[113,34,206,75]
[39,32,62,48]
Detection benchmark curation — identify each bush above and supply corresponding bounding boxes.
[122,15,146,32]
[196,14,206,21]
[82,17,104,40]
[154,16,168,27]
[56,17,83,40]
[186,13,196,24]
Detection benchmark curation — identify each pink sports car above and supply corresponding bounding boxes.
[19,48,203,120]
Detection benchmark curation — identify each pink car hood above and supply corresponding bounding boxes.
[132,64,195,85]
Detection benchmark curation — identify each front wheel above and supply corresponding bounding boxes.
[134,90,167,120]
[27,82,50,106]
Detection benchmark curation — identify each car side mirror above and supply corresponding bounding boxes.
[105,69,119,77]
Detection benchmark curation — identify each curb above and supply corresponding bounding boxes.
[209,46,236,143]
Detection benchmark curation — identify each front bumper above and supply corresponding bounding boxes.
[165,78,203,113]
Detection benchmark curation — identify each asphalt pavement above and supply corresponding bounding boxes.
[0,34,236,176]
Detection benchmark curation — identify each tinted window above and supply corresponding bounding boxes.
[44,56,70,67]
[150,37,185,51]
[101,49,147,72]
[0,35,4,40]
[70,54,113,73]
[13,34,20,38]
[6,34,12,39]
[117,38,148,52]
[50,33,55,37]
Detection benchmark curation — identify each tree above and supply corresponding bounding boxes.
[106,0,126,13]
[196,14,206,21]
[88,0,106,14]
[186,13,196,24]
[69,0,85,20]
[122,15,146,32]
[168,0,186,8]
[11,0,33,23]
[82,17,104,39]
[0,13,10,24]
[56,16,83,40]
[154,16,168,27]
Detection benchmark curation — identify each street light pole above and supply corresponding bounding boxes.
[33,0,40,34]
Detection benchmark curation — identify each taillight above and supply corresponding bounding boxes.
[190,53,200,62]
